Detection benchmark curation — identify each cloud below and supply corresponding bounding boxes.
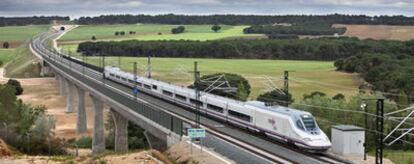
[0,0,413,17]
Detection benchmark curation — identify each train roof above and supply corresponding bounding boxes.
[105,66,313,120]
[246,101,312,120]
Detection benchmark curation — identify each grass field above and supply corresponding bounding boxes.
[0,49,16,66]
[334,24,414,41]
[369,150,414,164]
[70,55,361,100]
[0,25,49,45]
[5,45,41,78]
[58,24,264,42]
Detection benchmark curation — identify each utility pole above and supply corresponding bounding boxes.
[118,55,121,68]
[283,71,290,107]
[376,98,384,164]
[361,102,368,161]
[134,62,138,98]
[194,61,201,128]
[147,56,152,79]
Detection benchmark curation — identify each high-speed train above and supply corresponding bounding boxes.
[104,66,331,151]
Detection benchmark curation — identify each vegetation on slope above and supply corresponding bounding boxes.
[0,83,66,155]
[5,44,41,78]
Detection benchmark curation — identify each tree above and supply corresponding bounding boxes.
[7,79,23,95]
[332,93,345,100]
[115,32,120,36]
[211,25,221,32]
[91,36,96,41]
[257,90,293,107]
[60,26,65,31]
[191,73,251,101]
[171,26,185,34]
[303,91,326,100]
[120,31,126,35]
[3,42,10,49]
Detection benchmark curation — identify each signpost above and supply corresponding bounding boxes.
[187,128,206,153]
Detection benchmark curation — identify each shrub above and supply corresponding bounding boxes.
[3,42,10,49]
[6,79,23,95]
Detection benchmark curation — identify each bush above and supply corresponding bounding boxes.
[76,136,92,148]
[191,73,251,101]
[171,26,185,34]
[332,93,345,100]
[3,42,10,49]
[257,90,293,107]
[211,25,221,32]
[7,79,23,95]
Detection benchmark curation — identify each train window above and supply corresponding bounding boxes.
[121,77,127,81]
[115,75,120,79]
[137,82,142,86]
[127,79,134,83]
[109,73,115,77]
[175,94,187,101]
[296,120,305,130]
[228,110,251,122]
[207,104,223,113]
[301,115,316,130]
[162,90,173,97]
[152,85,158,90]
[144,84,151,89]
[190,99,203,106]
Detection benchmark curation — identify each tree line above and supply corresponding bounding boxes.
[0,16,69,26]
[335,53,414,102]
[75,14,414,25]
[77,37,414,61]
[243,24,346,36]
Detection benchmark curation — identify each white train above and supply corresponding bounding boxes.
[104,66,331,152]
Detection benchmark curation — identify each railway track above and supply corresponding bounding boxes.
[33,31,350,164]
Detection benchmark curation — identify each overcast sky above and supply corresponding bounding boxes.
[1,0,413,18]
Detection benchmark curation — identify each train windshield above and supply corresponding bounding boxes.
[301,115,317,131]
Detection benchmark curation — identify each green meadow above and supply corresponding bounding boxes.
[0,49,16,66]
[0,25,49,42]
[67,55,361,100]
[58,24,264,42]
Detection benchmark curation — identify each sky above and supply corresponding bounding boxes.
[1,0,414,18]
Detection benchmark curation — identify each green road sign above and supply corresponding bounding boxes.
[187,128,206,138]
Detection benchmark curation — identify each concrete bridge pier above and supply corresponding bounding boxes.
[76,86,87,134]
[56,74,67,96]
[65,79,76,113]
[40,60,52,77]
[110,108,129,152]
[90,94,105,154]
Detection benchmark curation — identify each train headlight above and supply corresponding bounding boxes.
[303,138,312,142]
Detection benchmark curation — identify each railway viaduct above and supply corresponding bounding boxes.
[32,31,183,154]
[29,28,350,164]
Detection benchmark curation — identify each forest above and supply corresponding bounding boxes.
[77,37,414,61]
[334,53,414,102]
[75,14,414,25]
[243,24,346,36]
[0,16,70,26]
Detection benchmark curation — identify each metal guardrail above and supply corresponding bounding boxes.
[33,36,183,136]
